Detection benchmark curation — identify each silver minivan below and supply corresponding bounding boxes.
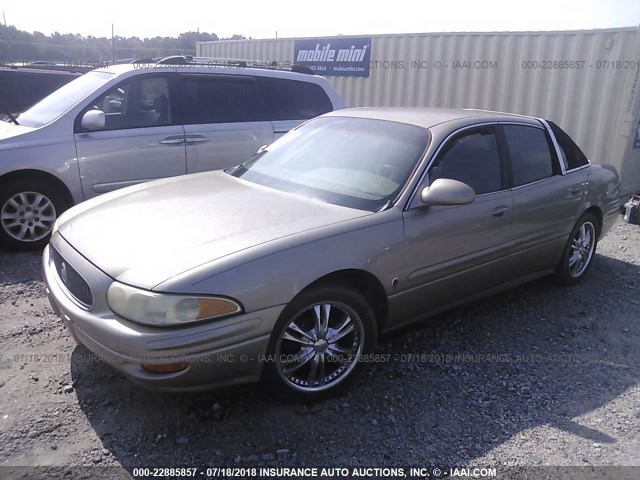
[0,59,345,249]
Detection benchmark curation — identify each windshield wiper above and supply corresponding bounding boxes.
[0,99,19,125]
[376,200,393,212]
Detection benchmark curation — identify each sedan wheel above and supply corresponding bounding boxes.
[0,181,67,250]
[553,213,599,286]
[568,221,596,278]
[263,282,377,401]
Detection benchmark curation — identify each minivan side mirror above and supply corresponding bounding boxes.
[80,110,106,130]
[421,178,476,206]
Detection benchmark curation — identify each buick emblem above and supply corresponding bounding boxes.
[60,261,68,284]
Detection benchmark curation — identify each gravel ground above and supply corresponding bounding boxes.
[0,217,638,479]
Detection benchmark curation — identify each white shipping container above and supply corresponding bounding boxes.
[198,28,640,196]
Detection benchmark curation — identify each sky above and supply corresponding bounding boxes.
[2,0,640,39]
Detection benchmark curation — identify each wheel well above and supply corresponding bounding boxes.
[584,206,603,236]
[0,170,74,207]
[302,269,389,332]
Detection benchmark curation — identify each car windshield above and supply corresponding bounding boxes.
[17,71,115,128]
[230,116,430,211]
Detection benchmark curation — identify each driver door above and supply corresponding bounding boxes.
[74,74,186,199]
[397,125,515,321]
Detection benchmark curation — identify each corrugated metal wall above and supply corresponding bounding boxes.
[198,28,640,195]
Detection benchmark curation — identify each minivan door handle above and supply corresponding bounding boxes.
[159,136,185,145]
[492,205,510,217]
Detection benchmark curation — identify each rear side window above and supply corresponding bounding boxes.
[503,125,556,187]
[181,76,261,124]
[257,77,333,121]
[548,121,589,170]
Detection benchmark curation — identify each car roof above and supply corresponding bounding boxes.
[326,107,541,129]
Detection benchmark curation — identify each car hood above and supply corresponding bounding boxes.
[59,171,371,289]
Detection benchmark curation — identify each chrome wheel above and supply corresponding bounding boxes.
[568,221,595,278]
[1,191,57,242]
[275,301,365,392]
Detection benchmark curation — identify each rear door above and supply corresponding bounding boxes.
[74,73,186,199]
[501,122,587,273]
[398,125,515,321]
[256,77,335,140]
[180,74,273,174]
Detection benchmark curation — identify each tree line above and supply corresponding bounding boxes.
[0,24,247,64]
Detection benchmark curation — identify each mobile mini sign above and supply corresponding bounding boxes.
[294,37,371,77]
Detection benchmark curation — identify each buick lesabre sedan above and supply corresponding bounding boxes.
[43,108,620,401]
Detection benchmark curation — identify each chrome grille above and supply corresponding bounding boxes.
[51,248,93,309]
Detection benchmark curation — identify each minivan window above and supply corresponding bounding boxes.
[17,71,115,128]
[257,77,333,121]
[87,76,172,130]
[182,76,260,124]
[503,125,555,187]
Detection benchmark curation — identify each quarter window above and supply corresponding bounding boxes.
[257,77,333,121]
[429,127,502,195]
[548,121,589,170]
[181,76,260,124]
[503,125,555,186]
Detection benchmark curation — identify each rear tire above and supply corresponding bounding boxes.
[0,179,69,251]
[262,281,377,402]
[553,213,599,286]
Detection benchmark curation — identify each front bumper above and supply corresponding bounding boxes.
[42,234,285,392]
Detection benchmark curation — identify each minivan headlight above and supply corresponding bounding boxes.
[107,282,242,326]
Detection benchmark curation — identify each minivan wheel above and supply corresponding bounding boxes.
[0,180,67,251]
[262,282,377,402]
[553,213,599,286]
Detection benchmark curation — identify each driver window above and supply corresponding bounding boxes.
[429,127,502,195]
[88,76,171,131]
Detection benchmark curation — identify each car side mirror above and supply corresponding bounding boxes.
[80,109,105,130]
[421,178,476,206]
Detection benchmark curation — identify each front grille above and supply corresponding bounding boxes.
[51,248,93,309]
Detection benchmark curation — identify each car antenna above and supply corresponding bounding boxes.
[0,99,19,125]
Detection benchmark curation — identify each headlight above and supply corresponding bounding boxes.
[107,282,242,326]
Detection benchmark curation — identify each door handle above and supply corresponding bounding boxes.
[492,206,510,217]
[184,135,209,144]
[159,136,185,145]
[568,188,582,197]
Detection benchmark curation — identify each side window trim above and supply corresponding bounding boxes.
[404,122,504,211]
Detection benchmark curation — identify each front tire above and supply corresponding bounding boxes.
[262,282,377,402]
[0,179,68,251]
[553,213,599,286]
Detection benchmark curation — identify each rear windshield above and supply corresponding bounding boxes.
[17,71,115,128]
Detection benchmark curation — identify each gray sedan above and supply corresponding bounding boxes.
[43,108,620,401]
